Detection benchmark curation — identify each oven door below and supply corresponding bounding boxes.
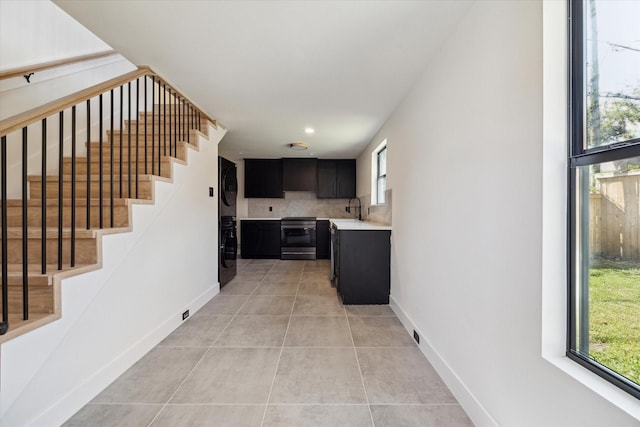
[281,223,316,248]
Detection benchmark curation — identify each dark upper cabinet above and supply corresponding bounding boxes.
[317,159,356,199]
[282,158,317,191]
[240,220,281,258]
[244,159,283,198]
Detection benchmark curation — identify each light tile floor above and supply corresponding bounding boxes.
[64,259,474,426]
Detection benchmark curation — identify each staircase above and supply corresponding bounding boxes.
[0,68,219,343]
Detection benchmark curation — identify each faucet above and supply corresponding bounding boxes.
[348,198,362,221]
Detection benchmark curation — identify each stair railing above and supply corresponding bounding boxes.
[0,66,212,336]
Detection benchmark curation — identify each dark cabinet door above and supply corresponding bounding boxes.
[335,160,356,199]
[315,220,331,259]
[240,220,281,259]
[337,229,390,304]
[244,159,283,198]
[317,159,356,198]
[240,221,261,258]
[260,220,282,258]
[317,160,337,198]
[283,158,318,191]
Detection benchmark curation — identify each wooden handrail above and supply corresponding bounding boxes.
[0,50,117,81]
[147,68,220,129]
[0,66,220,136]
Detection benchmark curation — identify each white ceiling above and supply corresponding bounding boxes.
[54,0,472,160]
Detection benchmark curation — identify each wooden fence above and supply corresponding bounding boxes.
[589,171,640,261]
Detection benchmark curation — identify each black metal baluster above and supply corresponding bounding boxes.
[127,81,132,198]
[187,104,193,144]
[58,111,64,270]
[110,90,114,228]
[160,82,165,177]
[136,78,140,199]
[158,80,162,177]
[86,100,91,230]
[177,96,181,146]
[71,106,76,267]
[99,94,104,229]
[182,99,187,141]
[119,85,123,198]
[163,83,167,157]
[22,127,29,319]
[41,119,47,274]
[173,92,178,157]
[1,135,8,335]
[169,88,173,159]
[152,76,156,176]
[144,76,148,175]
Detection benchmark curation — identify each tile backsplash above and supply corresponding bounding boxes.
[246,189,392,225]
[361,189,392,225]
[248,192,354,219]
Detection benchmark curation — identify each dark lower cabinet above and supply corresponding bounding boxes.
[316,220,330,259]
[334,229,390,304]
[240,220,281,258]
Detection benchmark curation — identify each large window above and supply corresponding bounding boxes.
[568,0,640,399]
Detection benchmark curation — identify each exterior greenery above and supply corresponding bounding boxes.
[589,259,640,385]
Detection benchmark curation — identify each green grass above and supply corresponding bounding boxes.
[589,259,640,385]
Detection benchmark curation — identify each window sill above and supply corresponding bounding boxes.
[542,353,640,420]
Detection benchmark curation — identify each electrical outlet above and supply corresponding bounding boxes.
[413,330,420,344]
[209,187,214,197]
[269,206,272,211]
[182,310,190,321]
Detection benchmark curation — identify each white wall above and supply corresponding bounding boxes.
[0,124,226,427]
[0,0,111,70]
[0,0,134,119]
[357,1,639,426]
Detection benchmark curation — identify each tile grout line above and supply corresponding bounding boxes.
[259,262,306,426]
[145,260,276,427]
[346,308,377,427]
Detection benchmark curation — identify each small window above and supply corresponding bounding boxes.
[568,0,640,399]
[371,140,387,205]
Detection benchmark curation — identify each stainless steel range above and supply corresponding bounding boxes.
[281,217,317,260]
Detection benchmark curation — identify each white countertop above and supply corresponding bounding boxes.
[329,219,392,231]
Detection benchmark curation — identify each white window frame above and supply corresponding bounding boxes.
[370,139,387,206]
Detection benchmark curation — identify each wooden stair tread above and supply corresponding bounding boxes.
[5,263,94,273]
[0,313,60,344]
[62,156,174,163]
[5,227,98,238]
[2,198,130,207]
[27,174,155,182]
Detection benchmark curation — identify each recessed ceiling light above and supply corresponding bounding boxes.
[290,142,309,150]
[304,127,315,134]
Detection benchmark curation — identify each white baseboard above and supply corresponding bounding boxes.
[27,285,219,427]
[389,295,498,427]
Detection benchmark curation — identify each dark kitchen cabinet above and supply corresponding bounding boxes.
[317,159,356,199]
[334,228,390,304]
[240,220,281,258]
[283,158,317,191]
[315,220,331,259]
[244,159,283,198]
